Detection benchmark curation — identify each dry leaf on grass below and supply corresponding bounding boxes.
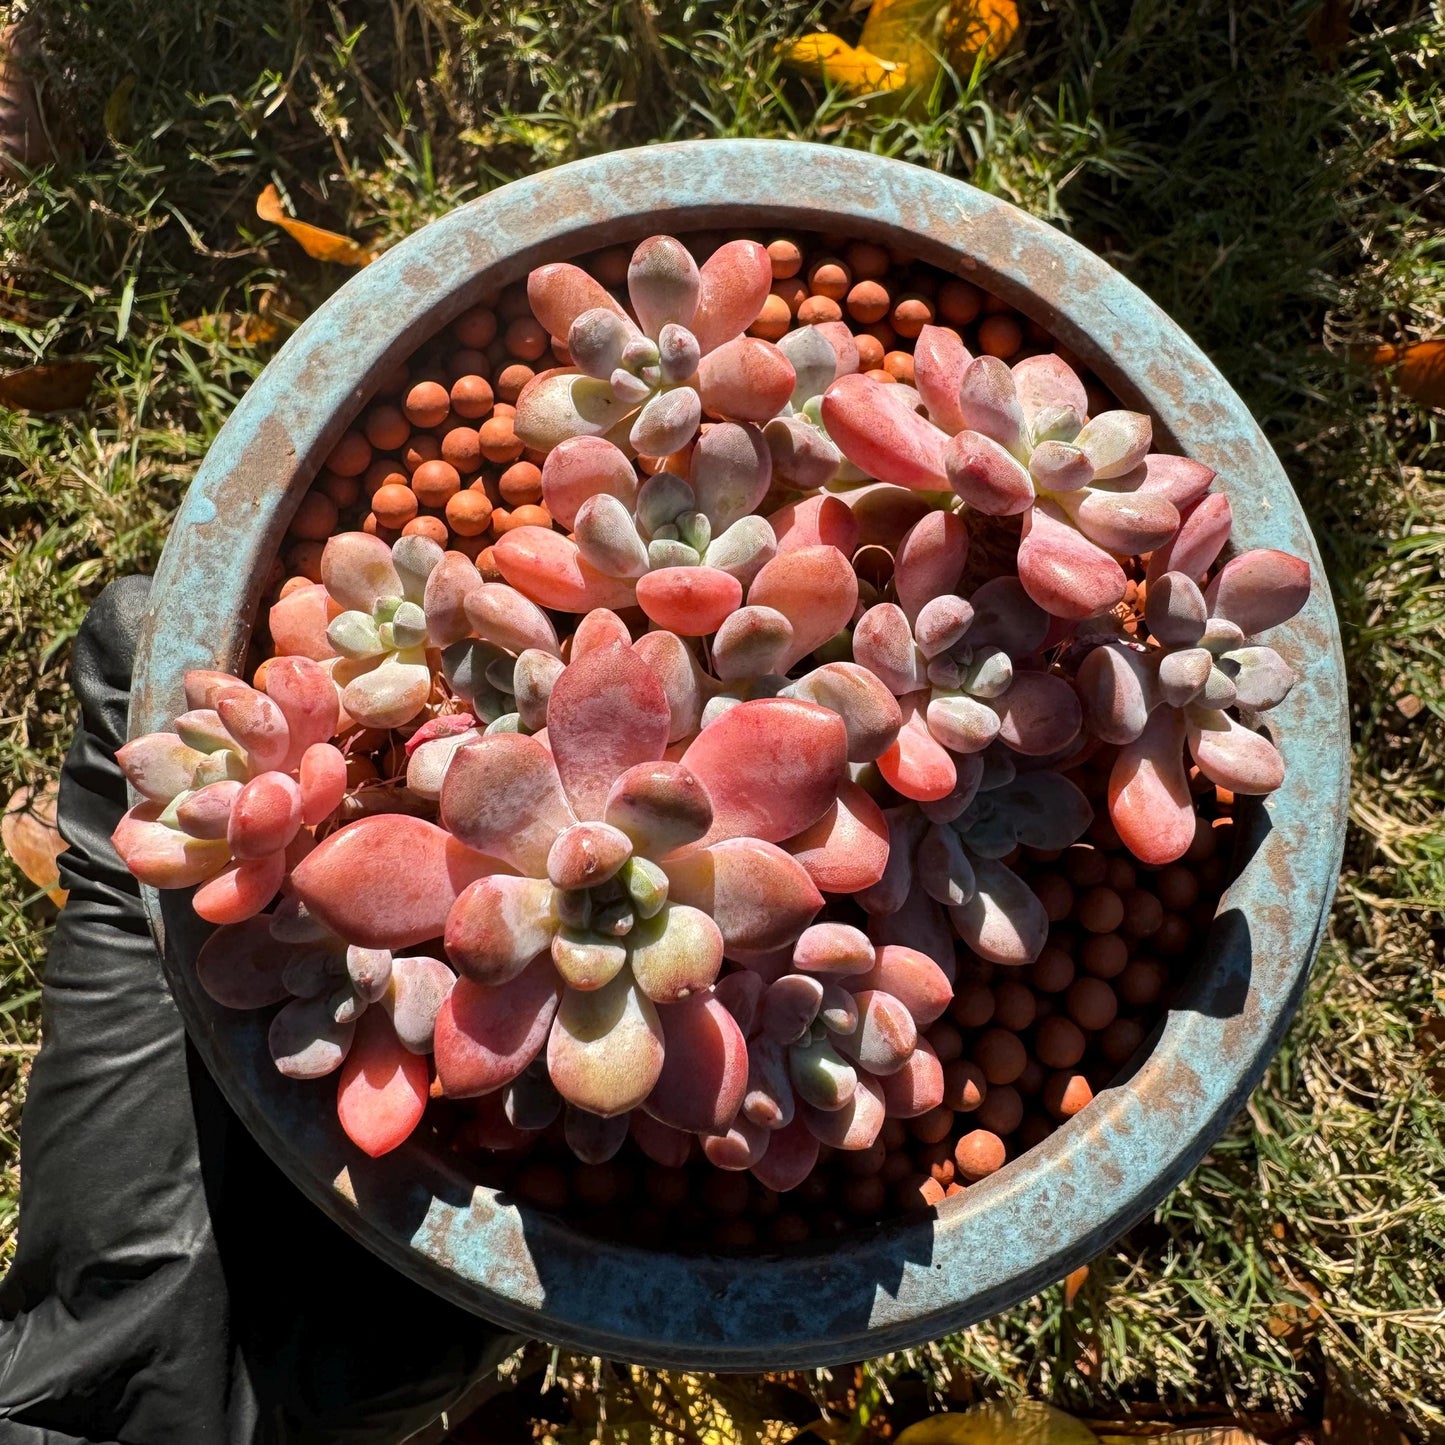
[1098,1430,1267,1444]
[1371,340,1445,408]
[3,782,67,906]
[897,1401,1100,1444]
[255,184,374,267]
[0,360,98,412]
[178,312,284,346]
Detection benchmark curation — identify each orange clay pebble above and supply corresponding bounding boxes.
[942,1059,987,1112]
[909,1105,954,1145]
[841,1174,887,1216]
[807,258,851,301]
[1032,873,1073,922]
[549,335,571,365]
[974,1083,1023,1136]
[767,238,803,278]
[449,348,489,379]
[844,240,890,280]
[1028,943,1075,993]
[279,574,314,600]
[938,278,983,324]
[854,333,886,371]
[448,532,488,561]
[289,490,339,541]
[1066,976,1118,1031]
[495,364,534,404]
[375,361,410,397]
[450,374,494,420]
[1063,843,1107,887]
[890,294,933,339]
[403,515,449,545]
[1099,1016,1145,1066]
[411,459,461,507]
[326,430,372,477]
[453,305,498,349]
[1077,885,1125,933]
[476,546,503,582]
[973,1028,1026,1086]
[497,283,532,320]
[992,981,1036,1032]
[913,1176,947,1209]
[363,459,408,497]
[285,542,325,582]
[925,1019,963,1063]
[1105,855,1137,892]
[1117,958,1167,1008]
[440,425,483,473]
[364,404,410,452]
[252,657,275,690]
[748,292,792,341]
[402,434,441,473]
[1122,887,1164,938]
[860,321,896,354]
[955,1129,1006,1182]
[950,980,995,1029]
[797,295,842,325]
[1035,1015,1087,1070]
[504,316,548,362]
[1015,1056,1046,1096]
[372,482,419,529]
[883,351,915,384]
[403,380,451,428]
[772,277,807,316]
[981,291,1012,314]
[1081,932,1128,979]
[361,515,398,541]
[499,460,543,506]
[1156,864,1199,910]
[866,369,895,384]
[507,503,552,530]
[319,471,359,508]
[978,314,1024,359]
[1043,1071,1094,1120]
[479,416,524,464]
[846,280,891,324]
[590,246,631,286]
[492,401,516,419]
[917,1141,954,1186]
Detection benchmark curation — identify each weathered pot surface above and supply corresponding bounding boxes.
[131,139,1348,1369]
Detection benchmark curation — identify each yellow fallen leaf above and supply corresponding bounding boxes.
[1372,340,1445,409]
[897,1401,1101,1445]
[3,782,67,906]
[1063,1263,1090,1305]
[863,0,1019,71]
[0,360,98,413]
[178,312,285,346]
[782,32,909,91]
[256,183,374,267]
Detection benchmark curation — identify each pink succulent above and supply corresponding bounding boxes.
[821,327,1217,619]
[113,659,345,924]
[1077,549,1310,864]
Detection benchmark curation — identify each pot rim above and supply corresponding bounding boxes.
[132,138,1349,1369]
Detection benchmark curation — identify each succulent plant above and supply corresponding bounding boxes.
[820,329,1217,620]
[762,322,866,489]
[1077,549,1310,864]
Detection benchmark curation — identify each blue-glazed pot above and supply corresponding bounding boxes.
[130,139,1348,1369]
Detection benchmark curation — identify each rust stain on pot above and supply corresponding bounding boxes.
[131,140,1349,1370]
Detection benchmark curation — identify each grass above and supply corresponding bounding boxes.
[2,0,1443,1436]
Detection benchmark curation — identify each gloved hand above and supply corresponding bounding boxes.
[0,577,519,1445]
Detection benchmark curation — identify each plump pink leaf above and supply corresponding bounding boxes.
[635,566,743,637]
[626,904,724,1002]
[664,838,823,952]
[193,849,286,925]
[821,374,948,490]
[925,689,1001,755]
[216,687,290,774]
[713,605,794,682]
[878,1039,944,1118]
[381,955,455,1054]
[540,436,640,531]
[947,856,1048,965]
[1028,441,1093,492]
[1186,708,1286,794]
[955,356,1026,454]
[494,526,638,613]
[747,544,859,669]
[116,732,205,802]
[791,920,874,976]
[175,779,241,840]
[572,609,633,658]
[776,324,843,405]
[336,1009,429,1158]
[628,235,700,335]
[803,1072,885,1150]
[263,656,340,769]
[688,420,773,530]
[321,532,402,613]
[547,972,665,1116]
[1205,548,1312,635]
[702,1114,770,1170]
[852,602,927,696]
[867,880,957,978]
[632,630,708,743]
[434,956,562,1097]
[944,430,1034,515]
[513,370,637,453]
[697,338,796,424]
[832,989,916,1075]
[848,944,952,1026]
[1108,705,1196,865]
[112,804,229,887]
[292,814,501,948]
[440,732,576,873]
[464,582,562,657]
[603,761,713,856]
[630,1111,694,1168]
[844,484,937,551]
[546,820,633,891]
[691,239,772,355]
[630,386,701,459]
[876,693,957,802]
[196,916,295,1009]
[1158,647,1212,708]
[183,670,245,711]
[444,874,560,986]
[297,742,346,826]
[894,510,969,625]
[914,595,975,659]
[644,991,748,1132]
[527,261,633,341]
[1077,644,1153,744]
[563,1107,629,1164]
[764,414,844,490]
[1012,353,1088,430]
[784,779,889,896]
[912,324,974,434]
[547,641,672,819]
[750,1113,821,1191]
[1145,571,1209,647]
[1147,492,1232,585]
[1075,410,1152,479]
[767,493,860,557]
[680,697,847,846]
[268,584,339,662]
[991,669,1082,756]
[1059,486,1180,556]
[227,771,302,859]
[1018,499,1128,619]
[1137,452,1216,509]
[784,663,902,764]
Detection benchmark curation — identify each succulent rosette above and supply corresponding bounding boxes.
[1077,549,1310,864]
[820,327,1218,619]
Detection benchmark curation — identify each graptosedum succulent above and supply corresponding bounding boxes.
[821,328,1216,620]
[1077,550,1310,863]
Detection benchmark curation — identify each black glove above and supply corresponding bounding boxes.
[0,577,520,1445]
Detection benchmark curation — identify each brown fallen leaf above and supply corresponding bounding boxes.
[3,781,67,906]
[256,183,374,267]
[0,359,98,412]
[1063,1264,1089,1306]
[178,311,284,346]
[1371,340,1445,409]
